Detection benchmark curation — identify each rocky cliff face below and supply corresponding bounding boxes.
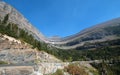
[0,34,61,64]
[0,61,96,75]
[0,66,34,75]
[0,34,64,75]
[0,1,48,42]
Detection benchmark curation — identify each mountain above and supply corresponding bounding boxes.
[0,1,95,75]
[52,17,120,50]
[0,1,119,75]
[1,1,120,50]
[0,1,48,43]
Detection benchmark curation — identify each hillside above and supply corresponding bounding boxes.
[0,26,97,75]
[0,1,99,75]
[0,1,120,75]
[52,18,120,50]
[0,34,60,64]
[0,1,48,42]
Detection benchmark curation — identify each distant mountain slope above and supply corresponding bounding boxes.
[1,1,120,50]
[53,18,120,50]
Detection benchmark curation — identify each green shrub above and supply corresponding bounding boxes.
[0,61,8,64]
[52,69,64,75]
[64,63,88,75]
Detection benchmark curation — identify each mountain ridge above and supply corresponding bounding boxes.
[50,17,120,49]
[1,1,120,47]
[55,17,120,42]
[0,1,49,43]
[0,1,120,75]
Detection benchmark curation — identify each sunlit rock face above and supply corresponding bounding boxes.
[0,1,48,42]
[0,66,34,75]
[37,63,69,74]
[0,61,96,75]
[0,63,69,75]
[0,34,61,64]
[0,34,64,75]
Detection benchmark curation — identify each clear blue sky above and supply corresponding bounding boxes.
[4,0,120,37]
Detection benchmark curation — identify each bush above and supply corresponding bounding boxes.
[64,63,88,75]
[0,61,8,64]
[52,69,64,75]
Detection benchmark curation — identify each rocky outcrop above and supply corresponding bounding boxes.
[0,49,61,64]
[0,61,97,75]
[0,34,60,64]
[0,63,67,75]
[0,34,31,49]
[37,63,69,74]
[0,34,63,75]
[0,66,34,75]
[0,34,97,75]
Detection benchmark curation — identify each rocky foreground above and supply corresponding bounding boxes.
[0,61,97,75]
[0,34,98,75]
[0,34,60,64]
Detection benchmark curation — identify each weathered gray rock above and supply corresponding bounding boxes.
[0,34,61,64]
[0,61,97,75]
[0,66,34,75]
[0,34,97,75]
